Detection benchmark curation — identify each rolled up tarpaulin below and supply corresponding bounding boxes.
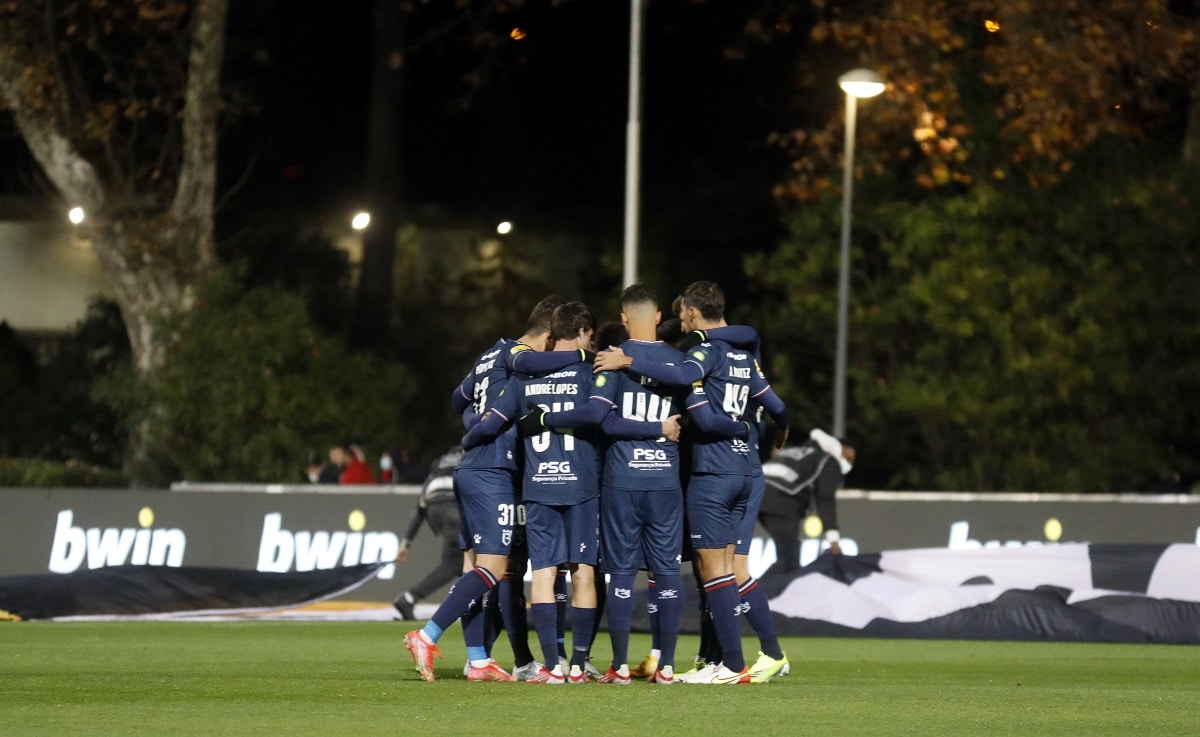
[0,563,382,621]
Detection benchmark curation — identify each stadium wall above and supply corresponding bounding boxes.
[0,486,1197,602]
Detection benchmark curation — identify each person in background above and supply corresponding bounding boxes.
[384,444,427,485]
[304,452,339,484]
[393,448,465,620]
[758,428,855,577]
[331,443,376,484]
[379,451,395,484]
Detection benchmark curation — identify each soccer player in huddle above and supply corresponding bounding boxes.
[585,284,691,685]
[530,285,691,684]
[675,322,790,682]
[466,301,678,683]
[405,294,589,682]
[596,280,789,684]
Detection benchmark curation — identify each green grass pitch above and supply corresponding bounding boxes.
[1,622,1197,737]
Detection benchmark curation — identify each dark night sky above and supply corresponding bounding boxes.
[0,2,807,299]
[228,0,804,292]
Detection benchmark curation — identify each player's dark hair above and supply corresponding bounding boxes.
[680,280,725,321]
[619,283,658,310]
[657,317,684,347]
[595,320,629,350]
[550,301,596,341]
[526,294,568,334]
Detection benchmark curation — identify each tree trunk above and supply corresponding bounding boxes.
[351,0,409,352]
[1184,72,1200,167]
[0,0,229,483]
[0,0,227,375]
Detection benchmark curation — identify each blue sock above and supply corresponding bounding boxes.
[461,596,486,659]
[430,567,497,634]
[606,573,636,668]
[499,574,534,667]
[653,573,683,669]
[703,574,745,672]
[419,621,444,643]
[531,602,559,669]
[739,577,783,659]
[570,606,596,668]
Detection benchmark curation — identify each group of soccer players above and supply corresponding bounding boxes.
[403,280,792,685]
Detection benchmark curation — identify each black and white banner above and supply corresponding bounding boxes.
[0,563,384,621]
[762,544,1200,644]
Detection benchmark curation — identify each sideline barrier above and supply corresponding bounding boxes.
[1,485,1197,602]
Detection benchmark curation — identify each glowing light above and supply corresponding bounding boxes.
[1044,518,1063,542]
[138,507,155,528]
[68,207,85,224]
[351,211,371,230]
[496,221,513,235]
[838,69,885,99]
[984,19,1001,33]
[510,27,527,40]
[348,510,366,532]
[803,515,824,538]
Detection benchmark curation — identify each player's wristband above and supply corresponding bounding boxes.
[824,529,840,543]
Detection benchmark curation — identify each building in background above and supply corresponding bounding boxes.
[0,197,109,353]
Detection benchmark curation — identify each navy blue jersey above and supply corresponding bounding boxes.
[682,339,769,475]
[591,339,686,490]
[455,338,525,471]
[513,360,600,505]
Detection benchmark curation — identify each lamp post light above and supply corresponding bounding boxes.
[833,68,885,439]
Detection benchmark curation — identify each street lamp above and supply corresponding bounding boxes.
[833,68,885,439]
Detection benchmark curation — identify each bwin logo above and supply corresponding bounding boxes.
[257,511,400,579]
[49,508,186,573]
[615,588,632,599]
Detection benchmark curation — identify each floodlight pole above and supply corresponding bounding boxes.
[623,0,643,288]
[834,69,884,439]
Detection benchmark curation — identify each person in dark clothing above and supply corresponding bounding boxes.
[392,448,464,619]
[758,428,855,578]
